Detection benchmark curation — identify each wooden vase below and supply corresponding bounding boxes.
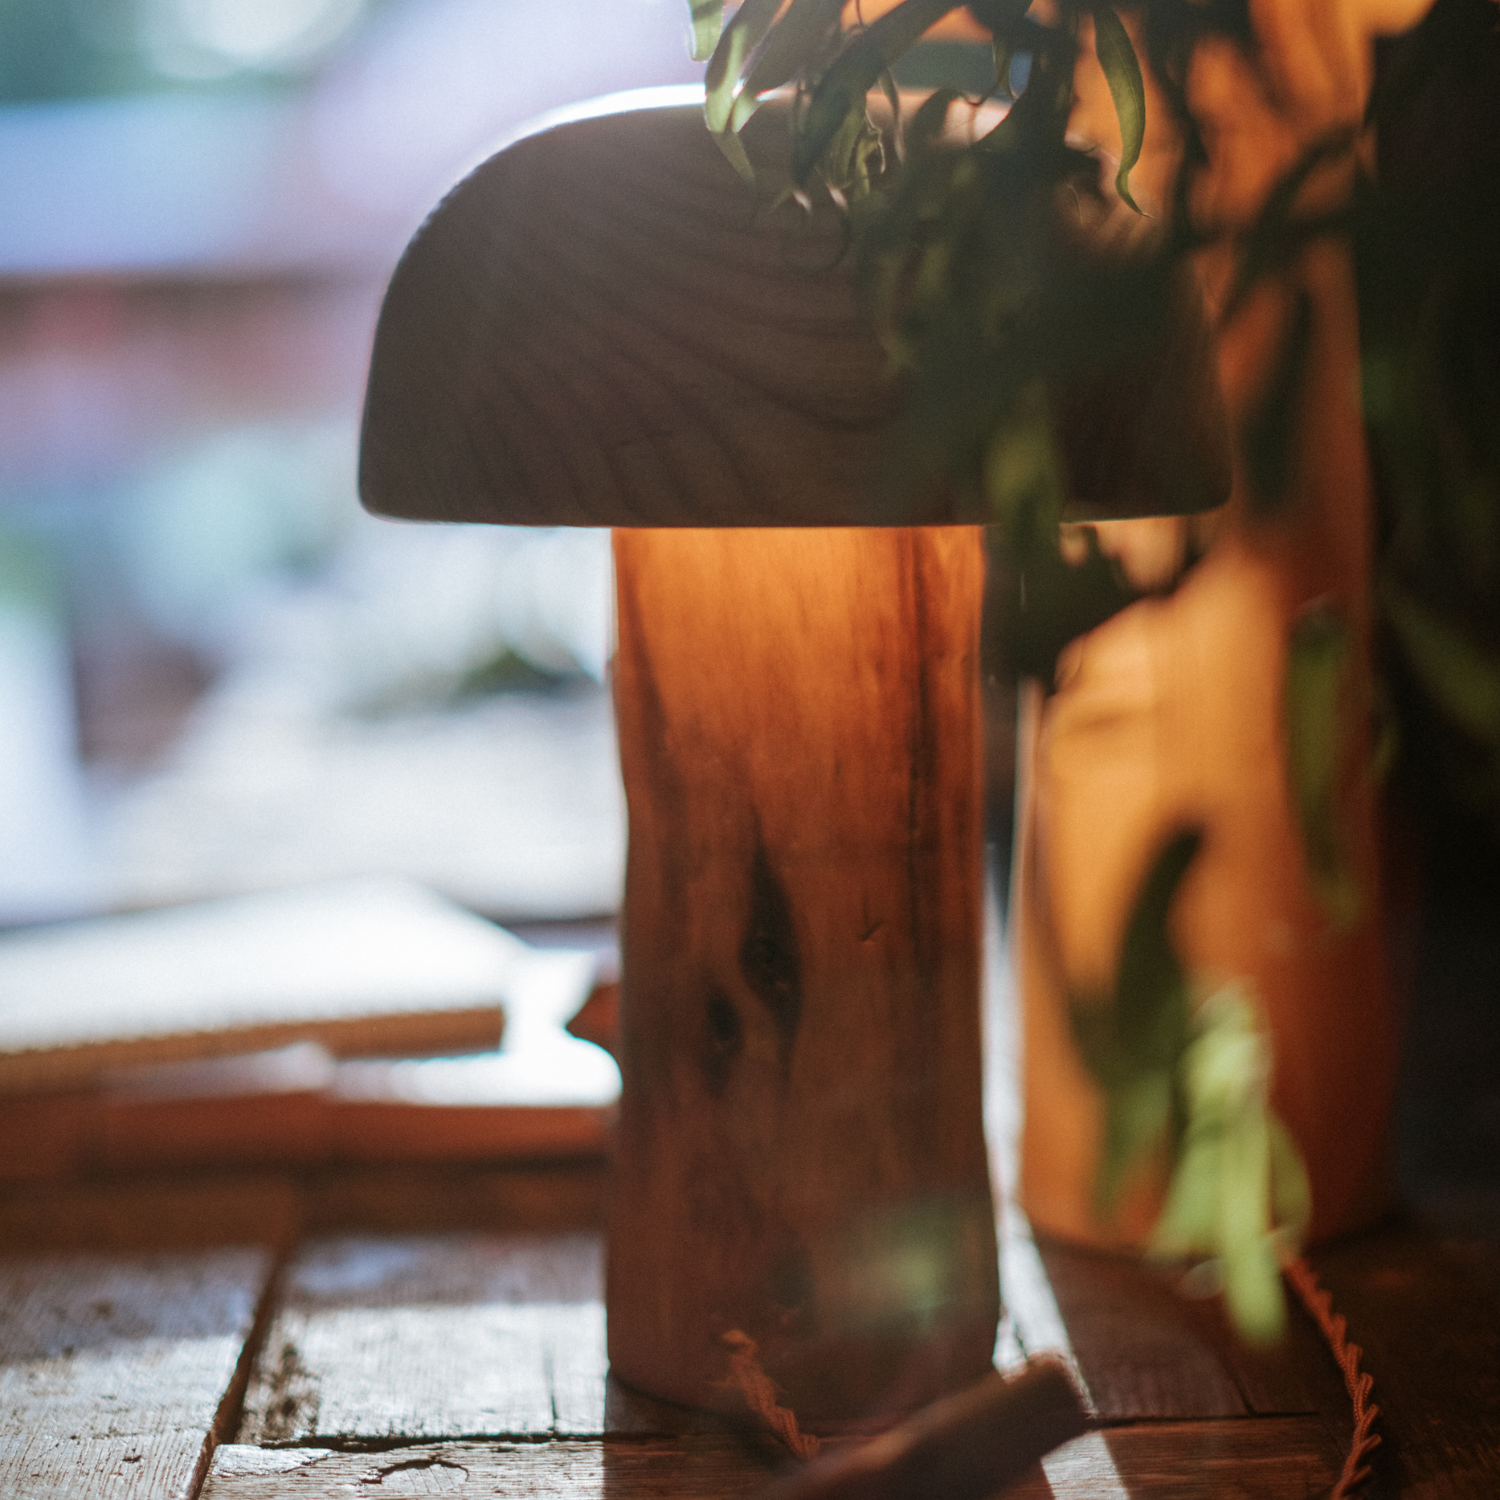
[607,525,999,1430]
[1014,247,1402,1252]
[1011,0,1430,1255]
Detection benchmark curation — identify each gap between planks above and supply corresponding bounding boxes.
[0,1246,281,1500]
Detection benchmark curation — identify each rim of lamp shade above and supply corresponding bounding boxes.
[358,93,1233,529]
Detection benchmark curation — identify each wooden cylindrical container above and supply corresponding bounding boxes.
[1011,0,1427,1254]
[1015,243,1402,1248]
[608,525,999,1431]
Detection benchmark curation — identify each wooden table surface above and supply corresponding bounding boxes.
[1,1159,1496,1500]
[4,895,1498,1500]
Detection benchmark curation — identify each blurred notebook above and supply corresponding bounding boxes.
[0,878,570,1095]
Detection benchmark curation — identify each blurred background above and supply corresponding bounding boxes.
[0,0,709,929]
[1,2,1495,1214]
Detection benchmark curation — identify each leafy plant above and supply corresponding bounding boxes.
[1068,829,1200,1226]
[684,0,1499,1338]
[1069,830,1310,1343]
[1151,981,1311,1344]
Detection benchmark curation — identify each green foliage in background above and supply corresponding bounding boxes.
[1359,0,1500,835]
[1151,982,1311,1343]
[688,0,1500,1340]
[1285,606,1362,928]
[1068,830,1310,1344]
[1069,829,1199,1224]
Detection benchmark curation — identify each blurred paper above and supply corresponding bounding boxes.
[0,877,577,1094]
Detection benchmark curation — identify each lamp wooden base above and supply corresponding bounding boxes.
[608,527,998,1431]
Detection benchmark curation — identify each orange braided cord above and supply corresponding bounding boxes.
[1285,1258,1382,1499]
[721,1329,821,1461]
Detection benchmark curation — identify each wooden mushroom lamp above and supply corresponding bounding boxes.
[358,95,1226,1432]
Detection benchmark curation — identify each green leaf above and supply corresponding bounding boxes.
[1243,289,1313,515]
[1284,605,1360,928]
[991,35,1017,98]
[1218,1096,1283,1342]
[1095,1071,1174,1220]
[906,86,960,156]
[712,124,757,184]
[792,0,967,183]
[983,404,1066,531]
[1090,6,1146,214]
[1268,1116,1311,1259]
[1149,985,1310,1346]
[739,0,844,101]
[705,0,782,133]
[1063,840,1310,1345]
[687,0,725,62]
[1114,828,1199,1064]
[1222,128,1356,322]
[1069,828,1202,1219]
[1383,584,1500,746]
[1151,1128,1220,1256]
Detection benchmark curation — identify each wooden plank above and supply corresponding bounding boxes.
[99,1047,334,1176]
[0,1175,302,1254]
[1033,1238,1248,1420]
[301,1162,607,1239]
[1040,1417,1339,1499]
[205,1418,1336,1500]
[0,1089,101,1182]
[0,1247,273,1500]
[205,1437,779,1499]
[0,1161,602,1257]
[1185,1279,1350,1428]
[1308,1220,1500,1499]
[0,880,517,1095]
[239,1233,608,1444]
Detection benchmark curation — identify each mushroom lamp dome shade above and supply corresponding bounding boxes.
[358,95,1230,1429]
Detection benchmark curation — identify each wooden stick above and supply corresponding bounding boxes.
[756,1359,1089,1500]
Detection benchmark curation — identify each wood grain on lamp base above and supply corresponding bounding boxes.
[608,527,998,1428]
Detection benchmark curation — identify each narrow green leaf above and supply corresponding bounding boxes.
[1383,585,1500,745]
[1148,985,1307,1346]
[906,86,960,156]
[1268,1117,1311,1257]
[711,124,757,184]
[1090,6,1146,214]
[1114,828,1200,1060]
[1218,1102,1283,1343]
[1243,289,1313,515]
[878,66,902,159]
[1095,1072,1173,1219]
[705,0,783,133]
[992,36,1015,99]
[1151,1131,1221,1257]
[1069,828,1203,1221]
[738,0,844,100]
[687,0,725,62]
[1285,605,1360,928]
[792,0,967,183]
